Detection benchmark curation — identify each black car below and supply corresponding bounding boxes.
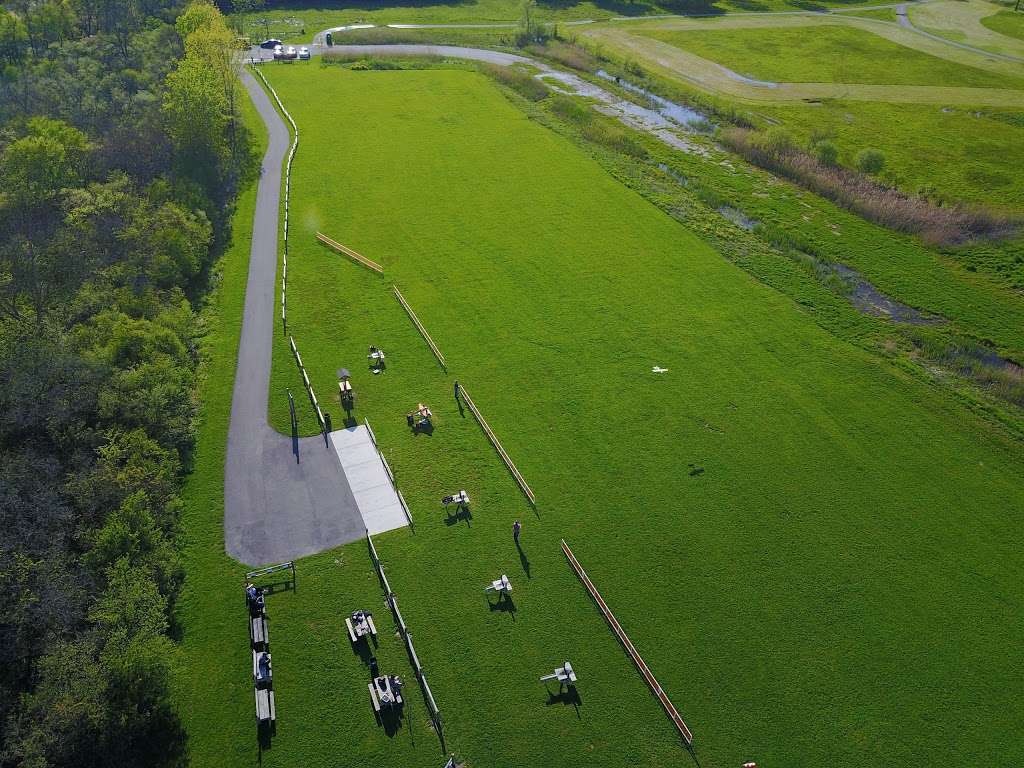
[259,39,282,49]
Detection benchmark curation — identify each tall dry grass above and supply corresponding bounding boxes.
[720,127,1018,246]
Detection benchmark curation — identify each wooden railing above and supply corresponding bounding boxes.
[561,539,694,746]
[392,285,446,370]
[459,385,535,506]
[316,232,384,274]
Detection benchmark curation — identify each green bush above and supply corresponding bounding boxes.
[856,147,885,174]
[481,63,548,102]
[813,139,839,166]
[549,94,593,125]
[548,95,646,158]
[757,126,796,155]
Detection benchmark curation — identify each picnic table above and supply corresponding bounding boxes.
[442,490,469,510]
[540,661,577,686]
[484,574,512,595]
[345,610,377,643]
[368,674,403,712]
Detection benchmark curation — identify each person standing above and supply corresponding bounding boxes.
[513,519,522,545]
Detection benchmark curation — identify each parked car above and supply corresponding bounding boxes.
[260,38,282,49]
[285,46,298,60]
[298,46,310,60]
[272,44,284,60]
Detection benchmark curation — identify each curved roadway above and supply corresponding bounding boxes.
[224,71,364,567]
[896,2,1024,63]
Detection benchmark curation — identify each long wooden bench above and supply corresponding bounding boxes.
[255,686,276,722]
[250,615,268,648]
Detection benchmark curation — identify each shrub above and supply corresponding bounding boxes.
[548,95,646,158]
[549,94,592,125]
[691,182,725,210]
[526,39,598,72]
[856,148,885,175]
[581,121,648,159]
[481,63,548,102]
[813,140,839,167]
[757,126,796,155]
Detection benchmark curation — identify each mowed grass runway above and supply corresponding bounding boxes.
[242,64,1024,768]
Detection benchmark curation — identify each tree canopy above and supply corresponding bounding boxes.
[0,1,255,764]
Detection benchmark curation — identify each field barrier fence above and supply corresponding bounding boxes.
[252,67,336,440]
[458,385,536,506]
[366,532,443,742]
[316,232,384,274]
[363,419,414,530]
[392,286,447,371]
[561,539,694,747]
[289,335,326,434]
[253,66,298,330]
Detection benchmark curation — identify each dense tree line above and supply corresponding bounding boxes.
[0,0,255,764]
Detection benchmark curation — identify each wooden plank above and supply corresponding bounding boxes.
[459,386,535,505]
[315,232,384,274]
[561,539,694,746]
[392,286,446,370]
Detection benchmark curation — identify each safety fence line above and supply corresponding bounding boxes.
[253,66,298,332]
[255,66,333,440]
[392,286,447,370]
[367,532,443,743]
[363,419,414,531]
[289,335,326,433]
[561,539,694,746]
[458,385,536,506]
[316,232,384,274]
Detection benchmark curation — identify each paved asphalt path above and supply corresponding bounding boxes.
[223,70,365,567]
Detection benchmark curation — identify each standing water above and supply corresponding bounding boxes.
[596,70,713,131]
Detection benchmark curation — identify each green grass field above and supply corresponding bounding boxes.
[233,0,889,45]
[754,100,1024,208]
[639,24,1024,87]
[982,8,1024,40]
[578,18,1024,212]
[169,62,1024,768]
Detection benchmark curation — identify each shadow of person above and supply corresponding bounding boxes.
[256,719,274,754]
[379,705,404,738]
[545,685,582,717]
[351,637,373,666]
[516,542,531,579]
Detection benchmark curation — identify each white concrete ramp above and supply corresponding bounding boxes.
[329,426,409,536]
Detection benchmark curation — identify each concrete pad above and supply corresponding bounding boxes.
[330,426,410,536]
